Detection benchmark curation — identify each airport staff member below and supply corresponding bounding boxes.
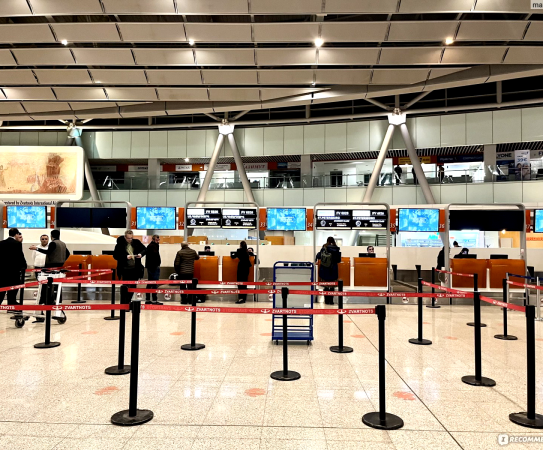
[30,229,70,268]
[174,241,199,305]
[33,234,49,274]
[316,237,341,305]
[0,228,27,309]
[114,230,146,304]
[145,235,162,306]
[367,245,375,254]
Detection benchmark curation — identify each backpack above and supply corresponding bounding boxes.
[320,247,333,268]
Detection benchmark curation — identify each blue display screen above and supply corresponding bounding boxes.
[267,208,306,231]
[535,210,543,233]
[398,208,439,232]
[136,207,176,230]
[7,206,47,229]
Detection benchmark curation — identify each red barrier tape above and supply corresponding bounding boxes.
[435,269,474,278]
[0,270,114,293]
[129,288,469,298]
[507,280,543,291]
[0,304,129,311]
[141,304,375,315]
[421,281,474,297]
[197,280,338,286]
[479,295,526,313]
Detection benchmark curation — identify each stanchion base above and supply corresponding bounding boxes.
[467,322,487,327]
[494,334,518,341]
[409,338,432,345]
[330,345,354,353]
[461,375,496,387]
[111,409,153,426]
[71,300,86,304]
[105,365,131,375]
[34,342,60,349]
[426,305,441,309]
[362,412,404,430]
[181,343,205,351]
[509,412,543,429]
[104,316,120,321]
[270,370,301,381]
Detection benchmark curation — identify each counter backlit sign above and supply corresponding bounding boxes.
[316,209,352,229]
[351,210,388,229]
[186,208,222,228]
[222,208,257,229]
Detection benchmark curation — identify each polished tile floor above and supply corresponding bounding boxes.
[0,299,542,450]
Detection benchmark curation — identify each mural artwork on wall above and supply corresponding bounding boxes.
[0,147,84,200]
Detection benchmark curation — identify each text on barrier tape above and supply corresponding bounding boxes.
[479,295,526,313]
[129,288,470,298]
[140,304,375,315]
[58,279,193,285]
[507,280,543,291]
[0,304,130,311]
[435,269,474,278]
[0,271,115,293]
[196,280,338,286]
[421,281,474,296]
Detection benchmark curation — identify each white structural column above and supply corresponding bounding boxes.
[399,123,436,204]
[363,124,395,202]
[148,158,161,190]
[227,131,255,204]
[483,144,497,182]
[197,133,225,202]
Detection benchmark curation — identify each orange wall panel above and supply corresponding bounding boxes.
[259,208,267,231]
[306,208,314,231]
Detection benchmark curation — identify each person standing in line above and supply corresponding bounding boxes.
[438,165,445,184]
[33,234,49,276]
[394,165,403,185]
[174,241,199,305]
[30,229,70,268]
[114,230,146,304]
[316,236,341,305]
[0,228,27,310]
[145,234,163,305]
[231,241,251,304]
[412,167,418,185]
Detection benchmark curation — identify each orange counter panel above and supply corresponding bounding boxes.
[316,257,350,286]
[450,259,486,288]
[194,256,219,283]
[488,259,526,289]
[222,255,256,283]
[63,255,89,271]
[354,257,388,287]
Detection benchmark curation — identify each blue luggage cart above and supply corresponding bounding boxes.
[272,261,314,344]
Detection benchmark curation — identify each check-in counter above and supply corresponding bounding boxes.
[488,259,526,289]
[222,255,256,283]
[353,257,388,287]
[63,255,90,272]
[316,257,351,286]
[450,259,487,289]
[194,256,219,283]
[88,255,117,280]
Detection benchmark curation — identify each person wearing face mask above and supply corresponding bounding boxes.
[0,228,27,309]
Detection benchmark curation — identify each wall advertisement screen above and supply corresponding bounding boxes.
[136,207,176,230]
[7,206,47,228]
[267,208,306,231]
[534,210,543,233]
[398,209,440,232]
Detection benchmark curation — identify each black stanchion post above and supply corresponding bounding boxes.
[271,287,301,381]
[409,278,432,345]
[415,264,421,280]
[105,303,131,375]
[392,265,398,281]
[111,300,153,426]
[105,269,120,321]
[362,305,403,430]
[510,305,543,428]
[495,278,518,341]
[72,264,86,304]
[34,277,60,349]
[462,291,496,387]
[427,267,440,309]
[467,273,487,327]
[181,278,205,351]
[18,269,25,305]
[330,280,353,354]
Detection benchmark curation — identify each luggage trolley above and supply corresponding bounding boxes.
[272,261,314,344]
[12,269,67,328]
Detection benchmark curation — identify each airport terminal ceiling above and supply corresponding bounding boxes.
[3,1,543,128]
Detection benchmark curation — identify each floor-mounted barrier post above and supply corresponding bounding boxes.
[18,269,25,305]
[271,287,301,381]
[72,264,86,304]
[536,277,542,322]
[495,278,518,341]
[111,300,153,426]
[105,269,119,321]
[509,305,543,429]
[462,291,496,387]
[409,278,432,345]
[467,273,486,327]
[391,265,398,281]
[427,267,440,309]
[105,300,131,375]
[34,278,60,349]
[415,264,421,280]
[362,305,404,430]
[330,280,353,354]
[181,278,205,351]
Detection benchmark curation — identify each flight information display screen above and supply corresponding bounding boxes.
[267,208,306,231]
[186,208,222,228]
[398,208,439,232]
[222,208,257,229]
[7,206,47,228]
[316,209,352,229]
[351,210,388,229]
[136,207,176,230]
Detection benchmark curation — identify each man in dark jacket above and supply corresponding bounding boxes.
[316,237,341,305]
[29,229,70,268]
[145,234,162,305]
[174,242,199,305]
[114,230,146,304]
[0,228,27,310]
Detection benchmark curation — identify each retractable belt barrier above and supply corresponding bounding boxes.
[508,280,543,291]
[507,273,537,280]
[479,295,526,313]
[435,268,475,278]
[0,270,113,293]
[197,280,338,286]
[421,281,474,297]
[0,304,129,311]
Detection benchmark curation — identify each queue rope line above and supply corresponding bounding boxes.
[0,270,113,293]
[196,280,338,286]
[507,280,543,291]
[435,268,475,278]
[0,304,129,311]
[479,295,526,313]
[507,273,537,280]
[421,281,474,297]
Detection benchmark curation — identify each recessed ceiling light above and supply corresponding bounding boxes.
[314,38,324,48]
[61,39,68,45]
[185,158,189,162]
[445,37,454,45]
[188,39,195,46]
